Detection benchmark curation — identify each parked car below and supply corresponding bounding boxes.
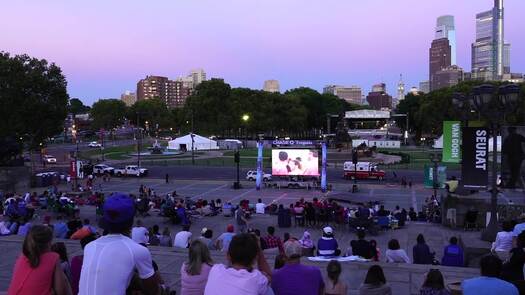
[43,155,57,164]
[246,170,272,181]
[93,164,115,175]
[114,165,148,177]
[88,141,102,148]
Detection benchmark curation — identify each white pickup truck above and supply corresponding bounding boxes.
[114,165,148,177]
[246,170,272,181]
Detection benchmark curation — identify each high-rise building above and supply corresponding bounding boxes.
[429,38,451,91]
[471,0,508,81]
[136,75,192,109]
[371,83,386,93]
[435,15,457,65]
[190,69,206,86]
[419,81,430,94]
[323,85,362,104]
[397,75,405,101]
[263,80,280,93]
[120,91,137,107]
[366,84,392,110]
[432,65,464,91]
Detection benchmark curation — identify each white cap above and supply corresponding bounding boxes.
[323,226,333,234]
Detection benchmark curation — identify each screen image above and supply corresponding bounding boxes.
[272,149,319,176]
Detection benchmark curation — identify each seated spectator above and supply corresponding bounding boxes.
[8,225,72,295]
[317,226,341,257]
[462,255,518,295]
[349,230,376,259]
[51,242,72,283]
[17,218,32,237]
[181,240,214,295]
[274,254,286,270]
[413,234,435,265]
[0,216,11,235]
[492,221,514,261]
[159,227,172,247]
[370,240,380,261]
[326,260,347,295]
[283,232,291,243]
[272,239,325,295]
[420,269,450,295]
[79,193,160,295]
[385,239,410,263]
[502,231,525,282]
[148,225,161,246]
[512,214,525,239]
[408,207,417,221]
[263,226,283,254]
[441,237,463,267]
[198,228,215,250]
[377,205,389,217]
[214,224,235,252]
[359,265,392,295]
[255,199,266,214]
[131,219,149,245]
[70,235,96,295]
[299,230,315,256]
[81,219,97,235]
[204,233,272,295]
[174,224,193,249]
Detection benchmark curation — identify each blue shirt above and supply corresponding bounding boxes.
[272,263,324,295]
[462,277,518,295]
[54,222,68,239]
[513,222,525,237]
[317,237,338,256]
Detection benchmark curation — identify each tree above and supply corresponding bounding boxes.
[68,98,90,115]
[90,99,127,131]
[0,52,69,152]
[127,98,174,130]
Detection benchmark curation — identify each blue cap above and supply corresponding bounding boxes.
[99,193,135,232]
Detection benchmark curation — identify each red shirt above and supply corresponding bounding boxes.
[8,252,59,295]
[264,235,283,252]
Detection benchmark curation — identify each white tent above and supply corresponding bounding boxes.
[168,134,219,151]
[433,135,501,152]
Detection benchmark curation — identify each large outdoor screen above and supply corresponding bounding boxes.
[271,149,319,176]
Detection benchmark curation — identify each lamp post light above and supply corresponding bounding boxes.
[242,114,250,149]
[429,153,442,198]
[466,84,521,242]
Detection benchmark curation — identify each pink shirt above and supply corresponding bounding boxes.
[204,264,269,295]
[180,263,212,295]
[8,252,59,295]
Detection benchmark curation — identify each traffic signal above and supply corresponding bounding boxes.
[234,151,240,163]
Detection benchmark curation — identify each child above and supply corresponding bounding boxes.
[325,260,348,295]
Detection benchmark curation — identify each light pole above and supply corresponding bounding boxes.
[429,153,441,198]
[191,109,195,165]
[465,84,521,241]
[242,114,250,149]
[136,113,141,170]
[391,113,409,145]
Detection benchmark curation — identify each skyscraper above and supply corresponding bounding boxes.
[323,85,362,104]
[263,80,280,93]
[190,69,206,86]
[471,0,508,81]
[120,91,137,106]
[435,15,457,65]
[397,74,405,101]
[136,75,192,109]
[429,38,451,91]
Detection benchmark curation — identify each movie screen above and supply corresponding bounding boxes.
[271,149,319,176]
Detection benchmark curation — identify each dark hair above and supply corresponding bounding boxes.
[80,235,96,249]
[152,224,159,233]
[423,269,445,290]
[417,234,425,244]
[279,151,288,161]
[518,232,525,248]
[274,254,286,269]
[364,265,386,285]
[480,254,502,277]
[51,242,69,263]
[502,221,513,232]
[283,232,290,242]
[388,239,400,250]
[228,233,258,267]
[204,229,213,239]
[357,230,366,240]
[449,237,458,245]
[258,198,262,203]
[370,239,377,248]
[327,260,342,287]
[267,226,275,235]
[182,224,190,232]
[23,225,53,268]
[83,219,90,225]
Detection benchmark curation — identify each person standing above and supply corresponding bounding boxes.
[78,193,159,295]
[236,205,248,233]
[271,239,325,295]
[165,173,169,184]
[502,127,525,189]
[8,225,72,295]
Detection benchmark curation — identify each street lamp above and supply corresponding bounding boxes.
[467,84,521,242]
[429,153,442,198]
[242,114,250,149]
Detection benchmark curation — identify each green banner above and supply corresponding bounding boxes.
[424,165,447,188]
[442,121,461,163]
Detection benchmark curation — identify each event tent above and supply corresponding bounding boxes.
[168,134,219,151]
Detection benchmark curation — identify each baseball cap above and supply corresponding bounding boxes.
[283,240,303,258]
[201,227,208,235]
[323,226,333,235]
[99,193,135,232]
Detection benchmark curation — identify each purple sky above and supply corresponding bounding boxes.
[2,0,524,105]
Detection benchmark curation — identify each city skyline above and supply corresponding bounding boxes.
[1,0,524,105]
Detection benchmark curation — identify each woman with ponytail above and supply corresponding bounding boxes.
[8,225,72,295]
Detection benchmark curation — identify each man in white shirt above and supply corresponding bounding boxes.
[255,199,266,214]
[174,224,192,248]
[79,193,159,295]
[131,219,149,244]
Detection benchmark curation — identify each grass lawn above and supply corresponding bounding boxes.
[80,145,138,160]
